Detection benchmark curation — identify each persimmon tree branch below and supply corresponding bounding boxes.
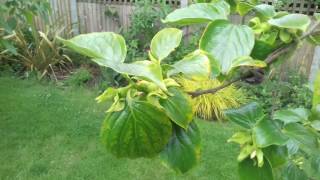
[188,22,320,98]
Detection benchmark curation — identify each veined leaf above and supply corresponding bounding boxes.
[238,158,274,180]
[283,123,319,154]
[253,118,288,148]
[273,108,310,125]
[200,20,255,74]
[159,88,193,129]
[263,146,288,169]
[167,50,211,81]
[58,32,126,65]
[115,61,167,90]
[237,1,254,16]
[311,120,320,131]
[163,1,230,26]
[282,162,308,180]
[59,33,166,90]
[160,122,201,174]
[101,99,172,158]
[268,14,311,32]
[254,4,276,20]
[224,102,264,129]
[150,28,182,61]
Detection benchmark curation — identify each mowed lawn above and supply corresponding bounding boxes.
[0,76,240,180]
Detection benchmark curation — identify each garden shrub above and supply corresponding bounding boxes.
[65,67,92,87]
[242,72,313,115]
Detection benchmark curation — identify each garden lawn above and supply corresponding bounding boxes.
[0,76,240,180]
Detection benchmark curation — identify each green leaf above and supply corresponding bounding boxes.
[224,102,264,129]
[237,144,255,162]
[307,32,320,45]
[163,1,230,26]
[311,120,320,131]
[282,162,308,180]
[263,146,288,169]
[200,20,255,74]
[150,28,182,61]
[238,158,274,180]
[228,131,252,145]
[167,50,212,81]
[251,40,278,60]
[96,87,120,103]
[273,108,310,125]
[101,99,172,158]
[303,155,320,179]
[160,122,201,174]
[159,88,193,129]
[237,1,254,16]
[279,29,293,44]
[253,118,288,148]
[254,4,276,20]
[58,32,126,65]
[230,56,266,73]
[283,123,319,154]
[117,61,167,90]
[268,14,311,32]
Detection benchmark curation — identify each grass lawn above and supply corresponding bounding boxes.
[0,76,240,180]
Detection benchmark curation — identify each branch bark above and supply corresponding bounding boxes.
[188,22,320,98]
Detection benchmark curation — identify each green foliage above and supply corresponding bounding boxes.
[242,73,313,114]
[225,101,320,180]
[65,68,92,87]
[123,1,172,62]
[59,0,319,177]
[0,0,70,79]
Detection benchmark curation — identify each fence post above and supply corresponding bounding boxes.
[180,0,188,7]
[70,0,79,35]
[309,46,320,88]
[180,0,189,42]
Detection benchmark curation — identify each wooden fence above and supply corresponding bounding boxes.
[35,0,320,81]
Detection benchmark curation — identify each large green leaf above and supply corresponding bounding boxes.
[59,33,167,90]
[283,123,319,154]
[273,108,311,125]
[200,20,255,74]
[253,118,288,148]
[238,158,274,180]
[101,99,172,158]
[116,61,167,90]
[254,4,276,20]
[159,88,193,129]
[303,155,320,179]
[160,122,201,174]
[150,28,182,61]
[167,50,212,81]
[224,102,264,129]
[268,14,311,32]
[263,146,288,169]
[282,162,308,180]
[58,32,126,65]
[163,1,230,26]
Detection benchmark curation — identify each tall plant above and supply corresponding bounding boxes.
[59,0,320,178]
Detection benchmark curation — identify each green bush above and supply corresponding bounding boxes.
[65,68,92,87]
[242,72,312,114]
